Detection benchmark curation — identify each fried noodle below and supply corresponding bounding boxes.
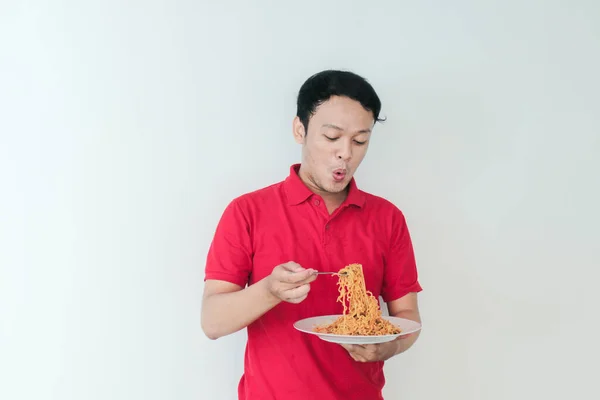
[314,263,401,336]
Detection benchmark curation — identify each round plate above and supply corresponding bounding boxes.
[293,315,422,344]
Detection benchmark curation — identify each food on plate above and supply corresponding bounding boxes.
[314,263,401,336]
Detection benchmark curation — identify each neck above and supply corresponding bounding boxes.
[320,190,347,214]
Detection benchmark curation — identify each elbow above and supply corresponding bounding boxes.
[201,299,219,340]
[204,327,222,341]
[201,313,226,340]
[201,319,239,341]
[204,331,220,341]
[201,318,221,341]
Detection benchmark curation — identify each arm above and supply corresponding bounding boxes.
[201,263,317,340]
[386,292,421,355]
[201,198,269,340]
[201,279,280,340]
[201,199,316,340]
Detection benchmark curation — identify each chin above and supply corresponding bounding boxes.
[326,186,346,194]
[327,180,349,193]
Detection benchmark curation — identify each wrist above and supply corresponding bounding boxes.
[393,338,406,356]
[257,276,282,308]
[392,331,419,357]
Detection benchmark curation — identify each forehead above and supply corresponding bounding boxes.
[310,96,374,130]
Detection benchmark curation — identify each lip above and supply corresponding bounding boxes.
[332,168,347,182]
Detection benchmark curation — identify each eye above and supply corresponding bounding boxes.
[354,140,367,145]
[324,136,339,141]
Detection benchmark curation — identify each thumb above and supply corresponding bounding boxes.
[283,261,305,273]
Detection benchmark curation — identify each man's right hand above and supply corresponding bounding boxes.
[265,262,317,304]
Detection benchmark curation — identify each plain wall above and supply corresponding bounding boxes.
[1,1,599,399]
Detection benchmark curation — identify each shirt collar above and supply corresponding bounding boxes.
[283,164,365,208]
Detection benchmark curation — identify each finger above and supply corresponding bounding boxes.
[288,292,309,304]
[280,268,316,284]
[346,348,367,362]
[397,333,413,340]
[280,271,317,286]
[353,346,374,361]
[341,343,366,352]
[282,262,318,278]
[339,344,354,352]
[281,261,305,273]
[276,276,316,299]
[282,283,310,301]
[295,272,318,285]
[341,344,364,357]
[363,345,379,360]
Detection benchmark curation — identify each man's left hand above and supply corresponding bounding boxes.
[340,334,413,362]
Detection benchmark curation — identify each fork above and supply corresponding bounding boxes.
[315,271,347,276]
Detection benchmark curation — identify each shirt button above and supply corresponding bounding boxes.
[325,224,330,230]
[314,199,320,206]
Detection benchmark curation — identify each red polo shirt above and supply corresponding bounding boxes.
[205,164,422,400]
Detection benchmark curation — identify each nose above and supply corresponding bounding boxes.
[336,139,352,161]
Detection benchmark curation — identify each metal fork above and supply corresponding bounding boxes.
[315,271,347,276]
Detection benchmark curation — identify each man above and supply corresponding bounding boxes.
[201,70,422,400]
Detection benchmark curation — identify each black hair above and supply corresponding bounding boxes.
[296,69,385,132]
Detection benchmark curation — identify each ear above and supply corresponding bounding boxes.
[292,116,306,144]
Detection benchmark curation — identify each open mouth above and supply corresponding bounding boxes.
[333,169,346,182]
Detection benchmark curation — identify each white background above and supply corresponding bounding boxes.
[1,1,599,399]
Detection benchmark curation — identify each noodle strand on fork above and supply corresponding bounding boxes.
[314,263,401,336]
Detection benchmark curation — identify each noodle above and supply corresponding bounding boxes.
[314,263,401,336]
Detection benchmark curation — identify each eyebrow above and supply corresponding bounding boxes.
[321,124,372,134]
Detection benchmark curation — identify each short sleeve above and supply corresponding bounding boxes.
[381,207,422,303]
[204,199,253,288]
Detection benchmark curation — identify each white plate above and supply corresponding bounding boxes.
[293,315,422,344]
